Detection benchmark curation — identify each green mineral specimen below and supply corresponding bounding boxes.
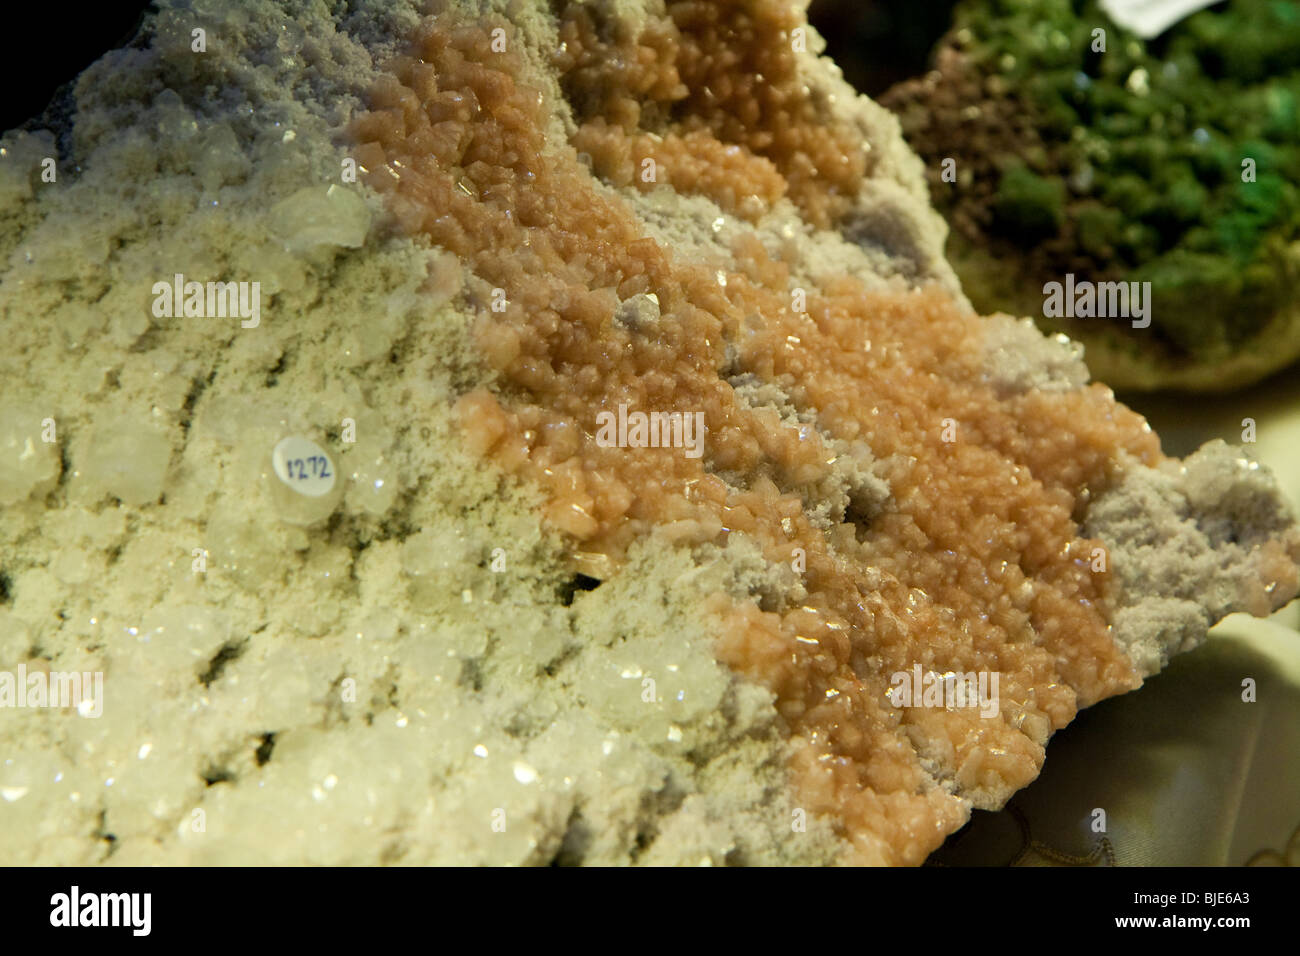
[886,0,1300,390]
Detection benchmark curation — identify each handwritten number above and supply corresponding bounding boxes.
[281,453,332,483]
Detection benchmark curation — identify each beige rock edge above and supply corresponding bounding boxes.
[0,0,1294,864]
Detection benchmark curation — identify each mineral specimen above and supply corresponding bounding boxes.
[882,0,1300,391]
[0,0,1295,866]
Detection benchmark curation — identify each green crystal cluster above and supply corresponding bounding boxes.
[951,0,1300,361]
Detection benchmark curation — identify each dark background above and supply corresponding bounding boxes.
[809,0,959,96]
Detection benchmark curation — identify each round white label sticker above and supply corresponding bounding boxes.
[272,436,336,497]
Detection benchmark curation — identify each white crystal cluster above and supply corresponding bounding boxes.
[0,405,60,505]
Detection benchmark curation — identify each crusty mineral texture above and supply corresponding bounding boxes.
[0,0,1296,866]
